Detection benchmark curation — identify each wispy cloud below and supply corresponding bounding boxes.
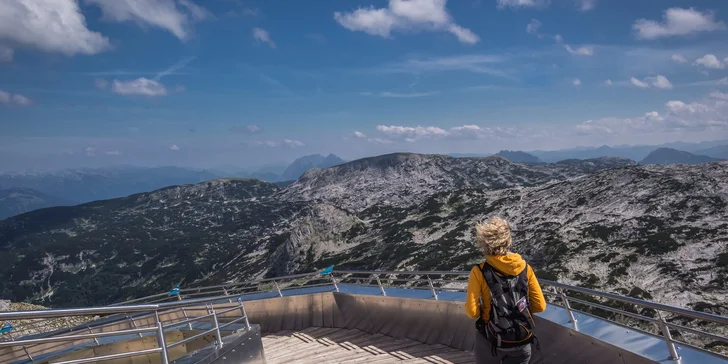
[497,0,550,9]
[305,33,327,44]
[112,78,168,96]
[109,56,195,96]
[87,0,212,41]
[0,89,33,106]
[170,144,180,151]
[154,56,196,81]
[254,139,305,148]
[565,45,594,56]
[360,91,441,98]
[253,28,276,48]
[694,54,726,69]
[230,125,263,135]
[378,54,511,79]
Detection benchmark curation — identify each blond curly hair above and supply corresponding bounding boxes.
[475,216,512,256]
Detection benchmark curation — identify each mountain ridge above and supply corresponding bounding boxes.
[640,147,723,165]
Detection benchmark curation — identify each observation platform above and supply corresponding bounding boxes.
[0,270,725,364]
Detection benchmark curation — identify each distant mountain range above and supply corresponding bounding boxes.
[0,154,346,219]
[279,154,346,182]
[528,140,728,162]
[640,148,722,165]
[494,150,542,164]
[0,188,72,220]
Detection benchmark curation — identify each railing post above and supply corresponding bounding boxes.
[427,276,438,300]
[560,289,578,329]
[87,325,100,345]
[375,275,386,296]
[331,273,340,292]
[239,301,252,331]
[7,332,33,362]
[273,280,283,297]
[154,311,170,364]
[223,287,233,303]
[127,315,144,338]
[208,304,223,348]
[656,311,681,362]
[181,308,193,330]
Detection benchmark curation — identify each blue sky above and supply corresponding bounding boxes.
[1,0,728,171]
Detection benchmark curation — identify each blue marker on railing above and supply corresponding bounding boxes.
[168,285,180,296]
[0,322,13,334]
[320,265,334,275]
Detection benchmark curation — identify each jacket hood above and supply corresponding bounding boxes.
[485,252,527,275]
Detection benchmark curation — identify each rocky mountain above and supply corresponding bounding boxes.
[640,148,722,165]
[279,154,346,182]
[0,166,221,204]
[282,154,634,211]
[0,154,725,327]
[0,188,73,220]
[494,150,542,164]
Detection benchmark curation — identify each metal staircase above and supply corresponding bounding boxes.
[0,270,726,363]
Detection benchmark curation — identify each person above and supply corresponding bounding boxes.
[465,216,546,364]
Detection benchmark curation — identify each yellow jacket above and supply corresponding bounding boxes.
[465,253,546,322]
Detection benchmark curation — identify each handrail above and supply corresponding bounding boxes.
[0,299,253,364]
[3,268,726,363]
[0,304,160,320]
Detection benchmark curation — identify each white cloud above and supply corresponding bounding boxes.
[360,91,440,98]
[0,45,13,62]
[283,139,305,148]
[170,144,180,151]
[255,139,305,148]
[564,45,594,56]
[246,125,262,134]
[354,131,367,138]
[85,147,96,156]
[105,150,121,156]
[671,54,688,64]
[252,27,276,48]
[0,89,32,106]
[87,0,211,41]
[577,99,728,139]
[367,138,393,144]
[686,77,728,87]
[334,0,480,44]
[0,0,110,56]
[497,0,549,9]
[572,78,581,86]
[604,79,613,86]
[576,0,596,12]
[650,75,673,89]
[383,54,510,78]
[112,78,168,96]
[230,125,263,135]
[710,91,728,100]
[630,77,649,88]
[629,75,672,89]
[94,78,109,89]
[526,19,541,34]
[694,54,725,69]
[376,125,449,141]
[633,7,726,40]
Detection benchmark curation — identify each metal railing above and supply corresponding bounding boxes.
[0,297,252,364]
[3,269,727,362]
[114,269,728,361]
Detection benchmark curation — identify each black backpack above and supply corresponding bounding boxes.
[474,262,536,354]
